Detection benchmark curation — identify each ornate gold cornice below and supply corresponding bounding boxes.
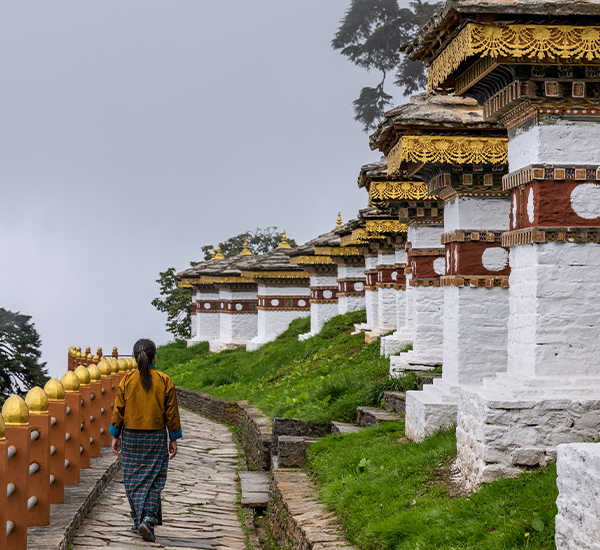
[239,270,310,280]
[388,135,507,173]
[314,246,361,256]
[369,180,436,202]
[429,23,600,92]
[204,276,255,284]
[365,220,408,234]
[289,256,335,265]
[177,277,217,288]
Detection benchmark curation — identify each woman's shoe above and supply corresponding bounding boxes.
[138,518,155,542]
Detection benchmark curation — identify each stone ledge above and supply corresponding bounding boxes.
[278,436,321,468]
[268,470,357,550]
[356,406,403,428]
[27,447,121,550]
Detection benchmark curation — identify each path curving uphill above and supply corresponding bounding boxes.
[72,409,248,549]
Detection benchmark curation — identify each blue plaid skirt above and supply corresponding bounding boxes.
[121,428,168,528]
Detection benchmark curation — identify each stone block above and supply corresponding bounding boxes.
[330,422,364,435]
[277,436,320,468]
[383,392,406,414]
[271,417,329,454]
[356,407,402,428]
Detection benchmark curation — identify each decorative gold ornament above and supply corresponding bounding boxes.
[336,212,342,228]
[98,361,112,377]
[61,371,81,393]
[429,23,600,92]
[88,363,102,382]
[93,355,100,362]
[365,220,408,234]
[87,353,93,360]
[289,256,335,265]
[370,180,435,201]
[85,346,91,355]
[2,395,29,426]
[110,359,119,375]
[25,387,49,414]
[74,366,91,386]
[241,238,253,256]
[118,358,128,373]
[315,246,362,256]
[277,230,292,250]
[388,135,507,169]
[214,244,225,260]
[131,357,138,370]
[44,378,66,401]
[97,347,102,355]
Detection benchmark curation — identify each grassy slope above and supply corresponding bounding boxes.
[308,422,558,550]
[157,310,418,424]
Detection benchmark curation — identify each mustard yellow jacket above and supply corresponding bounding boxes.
[110,367,182,441]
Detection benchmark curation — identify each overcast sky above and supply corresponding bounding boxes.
[0,1,407,380]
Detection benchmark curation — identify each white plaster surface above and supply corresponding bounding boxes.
[364,256,378,270]
[527,187,535,223]
[556,443,600,550]
[444,197,511,233]
[219,289,256,301]
[194,312,221,343]
[365,289,379,331]
[481,247,509,272]
[311,274,337,287]
[377,252,396,266]
[508,123,600,172]
[258,285,310,297]
[433,257,446,275]
[407,224,443,248]
[570,183,600,220]
[381,278,413,357]
[219,311,258,345]
[337,265,365,279]
[395,247,408,264]
[246,309,310,351]
[377,287,397,332]
[338,295,366,314]
[507,243,600,378]
[511,194,517,230]
[308,302,339,338]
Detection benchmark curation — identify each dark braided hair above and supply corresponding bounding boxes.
[133,338,156,391]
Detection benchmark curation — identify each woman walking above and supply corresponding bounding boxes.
[110,338,182,542]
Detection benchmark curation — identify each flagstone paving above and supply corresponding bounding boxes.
[72,409,249,550]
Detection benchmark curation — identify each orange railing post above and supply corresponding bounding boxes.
[61,371,81,485]
[88,364,102,458]
[0,413,7,550]
[98,361,112,447]
[2,395,31,550]
[110,359,120,415]
[44,379,66,504]
[74,367,91,470]
[25,387,50,527]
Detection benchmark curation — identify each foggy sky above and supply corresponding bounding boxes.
[0,1,407,379]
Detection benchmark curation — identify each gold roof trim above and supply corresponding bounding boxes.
[289,256,335,265]
[388,135,507,174]
[365,220,408,234]
[240,270,310,280]
[206,276,255,284]
[314,246,362,256]
[428,23,600,92]
[370,181,436,202]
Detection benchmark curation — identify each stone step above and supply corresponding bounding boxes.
[382,392,406,414]
[330,421,364,435]
[278,436,321,468]
[356,407,403,428]
[239,471,271,508]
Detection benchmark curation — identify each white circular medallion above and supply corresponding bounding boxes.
[228,303,232,310]
[298,300,306,307]
[446,249,450,272]
[271,299,279,306]
[527,187,535,223]
[391,272,397,281]
[453,247,458,272]
[236,303,243,311]
[511,193,517,229]
[433,257,445,276]
[204,303,211,309]
[220,303,224,309]
[354,282,364,292]
[482,247,509,272]
[323,290,333,299]
[570,183,600,219]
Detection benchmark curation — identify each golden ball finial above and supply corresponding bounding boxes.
[214,243,225,260]
[131,357,138,370]
[76,351,82,359]
[87,353,93,360]
[117,358,128,373]
[85,346,91,354]
[110,358,119,374]
[25,387,49,415]
[93,355,99,362]
[0,413,5,440]
[278,230,292,249]
[241,237,253,256]
[97,347,102,355]
[74,366,91,385]
[44,378,65,401]
[76,346,81,353]
[98,360,112,377]
[87,363,101,382]
[336,211,342,229]
[61,371,81,393]
[2,395,29,426]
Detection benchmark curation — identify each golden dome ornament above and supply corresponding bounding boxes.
[44,379,66,401]
[2,395,29,426]
[98,361,112,377]
[87,364,101,382]
[74,366,91,386]
[61,371,81,393]
[241,238,253,256]
[110,359,119,375]
[336,211,342,229]
[25,387,49,415]
[214,243,225,260]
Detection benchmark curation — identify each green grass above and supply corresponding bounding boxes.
[157,310,418,424]
[308,422,558,550]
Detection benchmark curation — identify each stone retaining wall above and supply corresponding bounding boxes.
[176,387,272,471]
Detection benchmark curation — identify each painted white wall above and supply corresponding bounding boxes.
[412,286,444,358]
[444,197,510,233]
[378,287,397,332]
[395,247,407,265]
[407,224,444,248]
[364,256,378,270]
[195,312,221,342]
[258,285,310,297]
[338,295,366,314]
[508,123,600,173]
[310,274,337,287]
[311,302,339,334]
[220,313,258,344]
[219,288,257,301]
[377,251,396,266]
[443,286,509,386]
[256,309,310,340]
[507,243,600,378]
[365,289,379,330]
[337,265,365,279]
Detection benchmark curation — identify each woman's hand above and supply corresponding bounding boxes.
[111,437,121,456]
[169,440,177,459]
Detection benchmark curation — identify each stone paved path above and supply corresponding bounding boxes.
[72,409,248,549]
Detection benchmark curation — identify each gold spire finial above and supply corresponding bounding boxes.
[241,237,253,256]
[214,243,225,260]
[278,230,292,250]
[336,211,342,229]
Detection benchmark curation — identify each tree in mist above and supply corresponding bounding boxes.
[200,227,297,261]
[333,0,441,132]
[151,268,192,341]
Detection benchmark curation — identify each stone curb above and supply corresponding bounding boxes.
[27,447,121,550]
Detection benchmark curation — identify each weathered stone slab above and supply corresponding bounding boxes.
[278,436,320,467]
[382,391,406,413]
[239,471,271,508]
[356,407,402,428]
[271,417,329,454]
[330,421,364,435]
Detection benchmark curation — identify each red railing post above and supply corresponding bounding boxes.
[61,372,81,485]
[0,413,7,550]
[87,365,102,458]
[98,361,112,447]
[44,379,66,504]
[73,367,91,470]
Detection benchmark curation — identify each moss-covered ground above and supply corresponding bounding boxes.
[157,310,418,424]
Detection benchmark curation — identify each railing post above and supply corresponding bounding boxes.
[44,379,66,504]
[110,360,120,416]
[73,367,91,469]
[25,387,50,526]
[0,413,7,550]
[98,361,112,447]
[61,372,81,485]
[87,364,102,458]
[112,347,118,359]
[2,395,30,550]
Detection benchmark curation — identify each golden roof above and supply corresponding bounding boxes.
[88,363,101,382]
[2,395,29,426]
[44,378,66,401]
[61,371,81,393]
[25,386,49,414]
